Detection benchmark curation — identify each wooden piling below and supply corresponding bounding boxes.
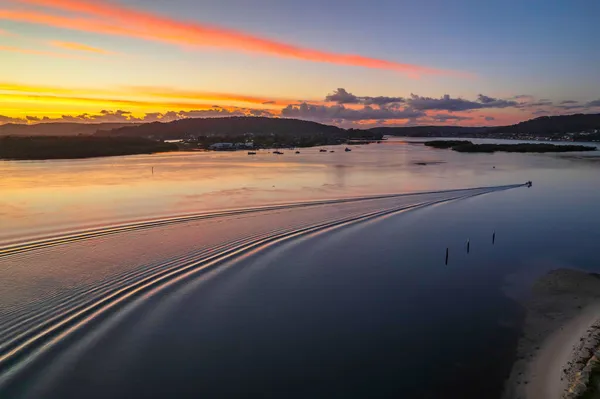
[467,239,470,254]
[445,248,449,265]
[492,231,496,244]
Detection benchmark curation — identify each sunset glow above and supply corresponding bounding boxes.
[1,0,598,126]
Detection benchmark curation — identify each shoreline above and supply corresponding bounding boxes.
[503,269,600,399]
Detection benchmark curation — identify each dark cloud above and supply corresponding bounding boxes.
[528,100,553,107]
[513,94,533,100]
[532,110,550,115]
[261,101,275,105]
[362,96,405,106]
[431,114,473,122]
[555,104,584,110]
[407,94,516,112]
[325,88,361,104]
[39,110,146,123]
[514,98,554,109]
[0,107,279,125]
[587,99,600,107]
[325,88,404,106]
[326,90,516,112]
[477,94,496,104]
[281,102,424,122]
[408,94,476,111]
[560,100,578,105]
[178,108,245,119]
[484,116,495,121]
[0,115,25,123]
[249,109,274,117]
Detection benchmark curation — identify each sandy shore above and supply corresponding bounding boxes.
[503,269,600,399]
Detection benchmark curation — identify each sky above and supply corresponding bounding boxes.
[1,0,599,127]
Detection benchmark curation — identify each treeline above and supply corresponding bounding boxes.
[371,114,600,138]
[424,140,596,153]
[490,114,600,135]
[0,136,178,160]
[196,133,348,148]
[99,117,347,140]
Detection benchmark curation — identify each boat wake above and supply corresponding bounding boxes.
[0,184,524,393]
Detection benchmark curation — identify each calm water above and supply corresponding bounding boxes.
[0,138,599,398]
[4,137,597,243]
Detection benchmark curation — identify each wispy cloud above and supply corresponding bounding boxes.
[0,82,299,109]
[48,40,115,55]
[0,44,89,59]
[0,91,251,110]
[126,86,303,107]
[0,28,16,36]
[4,0,466,78]
[0,107,277,124]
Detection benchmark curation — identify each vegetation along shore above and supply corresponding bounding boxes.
[0,136,179,160]
[424,141,596,153]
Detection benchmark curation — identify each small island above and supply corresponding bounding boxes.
[0,136,179,160]
[424,140,473,149]
[425,140,596,153]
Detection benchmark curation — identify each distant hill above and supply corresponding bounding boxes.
[367,126,488,137]
[490,113,600,134]
[368,113,600,138]
[0,122,139,137]
[2,113,598,140]
[98,117,346,139]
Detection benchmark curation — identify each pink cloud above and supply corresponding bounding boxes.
[6,0,467,78]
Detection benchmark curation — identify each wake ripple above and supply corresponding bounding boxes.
[0,184,523,389]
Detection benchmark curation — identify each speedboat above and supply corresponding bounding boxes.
[319,149,327,152]
[345,147,351,152]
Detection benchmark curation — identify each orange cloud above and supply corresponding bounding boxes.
[7,0,466,78]
[49,40,114,55]
[1,92,233,110]
[0,44,89,59]
[0,82,300,109]
[127,86,309,107]
[0,82,116,96]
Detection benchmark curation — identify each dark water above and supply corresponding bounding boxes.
[0,139,599,398]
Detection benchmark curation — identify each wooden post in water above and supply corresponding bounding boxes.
[152,167,154,175]
[492,231,496,245]
[467,239,470,254]
[445,248,449,265]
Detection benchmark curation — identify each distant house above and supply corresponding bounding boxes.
[209,142,234,150]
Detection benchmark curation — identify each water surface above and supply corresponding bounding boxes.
[0,138,599,398]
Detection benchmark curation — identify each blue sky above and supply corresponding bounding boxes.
[0,0,598,126]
